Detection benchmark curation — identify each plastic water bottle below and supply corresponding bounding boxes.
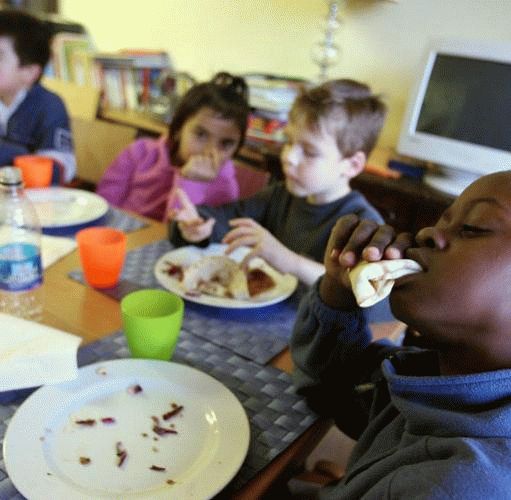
[0,167,43,320]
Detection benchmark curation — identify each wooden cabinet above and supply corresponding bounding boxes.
[351,173,454,234]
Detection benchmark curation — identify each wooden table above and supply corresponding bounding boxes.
[39,213,404,498]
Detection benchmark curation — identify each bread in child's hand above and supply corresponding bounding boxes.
[349,259,422,307]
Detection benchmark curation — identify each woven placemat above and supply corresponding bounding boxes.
[103,206,148,233]
[69,240,303,364]
[0,329,317,498]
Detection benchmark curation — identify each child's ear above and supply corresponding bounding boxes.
[343,151,366,179]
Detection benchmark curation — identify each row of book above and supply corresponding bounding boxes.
[47,35,304,141]
[244,75,308,144]
[47,33,178,117]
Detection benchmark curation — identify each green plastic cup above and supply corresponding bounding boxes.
[121,289,184,360]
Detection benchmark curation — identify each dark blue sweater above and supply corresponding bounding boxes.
[169,182,393,321]
[0,83,74,181]
[291,282,511,499]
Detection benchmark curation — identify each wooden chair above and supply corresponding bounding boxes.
[70,117,137,187]
[41,77,100,121]
[234,161,271,199]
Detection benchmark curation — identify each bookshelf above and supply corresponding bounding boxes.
[93,50,172,114]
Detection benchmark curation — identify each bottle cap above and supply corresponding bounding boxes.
[0,167,22,186]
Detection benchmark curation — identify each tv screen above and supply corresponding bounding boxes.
[397,40,511,196]
[416,55,511,153]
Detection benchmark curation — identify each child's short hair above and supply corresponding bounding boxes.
[0,9,52,70]
[169,72,250,158]
[290,79,387,157]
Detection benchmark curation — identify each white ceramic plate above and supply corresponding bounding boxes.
[154,244,298,309]
[25,187,109,229]
[3,359,249,500]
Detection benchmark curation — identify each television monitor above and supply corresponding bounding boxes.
[397,39,511,196]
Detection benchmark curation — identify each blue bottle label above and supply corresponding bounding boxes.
[0,243,43,292]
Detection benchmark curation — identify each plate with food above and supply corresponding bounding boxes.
[154,244,298,308]
[25,187,109,234]
[3,359,249,500]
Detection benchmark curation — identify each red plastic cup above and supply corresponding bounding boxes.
[14,155,53,188]
[76,227,127,289]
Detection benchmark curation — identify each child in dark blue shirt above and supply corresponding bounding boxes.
[291,170,511,498]
[0,10,75,183]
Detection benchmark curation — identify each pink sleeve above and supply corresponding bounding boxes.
[208,160,240,204]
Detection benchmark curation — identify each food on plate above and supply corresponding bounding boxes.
[70,386,185,473]
[181,255,249,299]
[163,255,277,300]
[163,403,183,420]
[127,383,143,394]
[150,465,166,471]
[162,261,184,281]
[116,441,128,467]
[247,268,276,297]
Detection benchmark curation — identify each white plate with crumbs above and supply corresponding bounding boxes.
[154,243,298,309]
[3,359,250,499]
[25,187,108,231]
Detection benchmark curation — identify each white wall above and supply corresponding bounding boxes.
[60,0,511,149]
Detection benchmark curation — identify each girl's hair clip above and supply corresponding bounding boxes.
[211,72,248,101]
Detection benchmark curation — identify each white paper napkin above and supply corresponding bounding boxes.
[349,259,422,307]
[41,234,77,269]
[0,313,81,391]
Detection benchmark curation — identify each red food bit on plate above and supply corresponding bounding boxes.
[79,457,91,465]
[75,419,96,426]
[127,384,143,394]
[163,261,184,281]
[116,441,128,467]
[247,268,276,296]
[101,417,116,424]
[162,405,183,420]
[150,465,166,472]
[152,424,178,436]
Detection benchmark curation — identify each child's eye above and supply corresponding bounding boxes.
[459,224,491,237]
[194,129,207,139]
[304,150,319,158]
[219,139,236,150]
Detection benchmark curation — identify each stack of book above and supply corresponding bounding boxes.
[244,74,308,144]
[93,50,173,113]
[48,32,97,87]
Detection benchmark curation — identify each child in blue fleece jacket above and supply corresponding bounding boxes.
[291,170,511,499]
[0,10,75,183]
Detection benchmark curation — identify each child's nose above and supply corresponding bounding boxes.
[415,226,448,250]
[281,144,300,169]
[204,141,216,154]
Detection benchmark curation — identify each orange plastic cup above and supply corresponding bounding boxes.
[76,227,127,289]
[14,155,53,188]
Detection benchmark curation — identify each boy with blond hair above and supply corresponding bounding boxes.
[169,78,388,318]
